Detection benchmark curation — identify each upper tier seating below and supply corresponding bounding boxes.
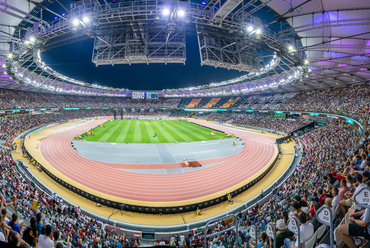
[186,98,202,108]
[221,97,240,108]
[203,98,221,108]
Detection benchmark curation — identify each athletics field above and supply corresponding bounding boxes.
[75,119,230,143]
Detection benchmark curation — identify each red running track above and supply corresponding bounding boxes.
[39,119,277,202]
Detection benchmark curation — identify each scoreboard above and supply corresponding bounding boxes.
[146,92,159,99]
[132,92,158,99]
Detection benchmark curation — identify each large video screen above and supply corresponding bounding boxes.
[146,92,158,99]
[132,92,145,99]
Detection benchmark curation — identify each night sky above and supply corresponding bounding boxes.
[40,0,281,90]
[41,34,245,90]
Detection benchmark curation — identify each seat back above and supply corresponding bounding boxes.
[316,224,327,242]
[304,232,317,248]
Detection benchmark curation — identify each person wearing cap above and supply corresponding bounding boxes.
[269,219,293,248]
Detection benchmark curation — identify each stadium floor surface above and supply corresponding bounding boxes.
[35,118,277,203]
[78,119,228,143]
[14,118,294,226]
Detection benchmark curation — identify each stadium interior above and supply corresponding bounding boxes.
[0,0,370,248]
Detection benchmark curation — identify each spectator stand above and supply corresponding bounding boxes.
[203,214,237,246]
[234,123,288,136]
[289,121,316,138]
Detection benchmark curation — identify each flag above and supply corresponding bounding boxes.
[296,164,302,170]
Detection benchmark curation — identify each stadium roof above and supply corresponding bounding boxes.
[0,0,369,96]
[267,0,370,92]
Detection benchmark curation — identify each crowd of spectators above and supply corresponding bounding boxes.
[0,110,112,146]
[0,145,141,248]
[0,90,180,110]
[0,85,369,247]
[202,112,313,134]
[237,85,370,125]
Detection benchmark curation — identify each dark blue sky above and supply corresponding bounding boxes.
[41,34,245,90]
[40,0,282,90]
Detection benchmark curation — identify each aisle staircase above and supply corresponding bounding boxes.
[204,98,221,108]
[186,98,201,108]
[221,97,241,108]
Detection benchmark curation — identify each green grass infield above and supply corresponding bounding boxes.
[74,119,233,143]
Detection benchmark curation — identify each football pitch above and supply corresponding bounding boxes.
[76,120,230,143]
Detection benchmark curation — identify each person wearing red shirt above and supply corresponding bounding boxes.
[317,187,327,206]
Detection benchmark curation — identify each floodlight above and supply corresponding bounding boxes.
[82,16,90,23]
[178,10,185,17]
[247,26,253,32]
[304,59,309,64]
[30,36,36,43]
[162,8,170,16]
[288,45,294,50]
[72,18,79,26]
[7,53,13,58]
[255,29,261,34]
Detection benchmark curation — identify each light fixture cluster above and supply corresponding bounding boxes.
[14,72,125,97]
[162,7,186,18]
[246,24,262,36]
[287,44,296,52]
[71,15,91,28]
[162,67,306,98]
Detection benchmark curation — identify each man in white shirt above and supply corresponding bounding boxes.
[331,188,341,213]
[38,225,54,248]
[284,212,314,248]
[159,239,166,246]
